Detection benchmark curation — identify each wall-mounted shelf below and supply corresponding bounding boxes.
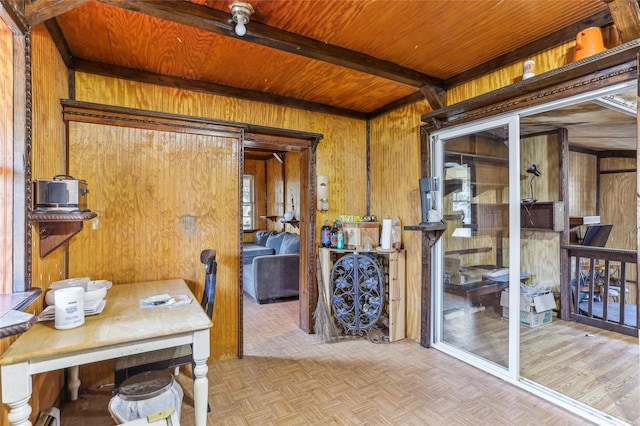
[261,215,299,229]
[280,219,299,228]
[29,211,97,258]
[404,221,447,247]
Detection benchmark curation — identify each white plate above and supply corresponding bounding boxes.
[90,279,112,289]
[49,277,90,291]
[38,299,106,321]
[45,282,107,306]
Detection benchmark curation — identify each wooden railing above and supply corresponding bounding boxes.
[564,245,639,337]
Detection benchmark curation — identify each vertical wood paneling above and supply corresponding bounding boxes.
[601,172,637,249]
[74,71,367,253]
[67,122,240,361]
[0,26,13,294]
[521,133,559,202]
[266,157,283,232]
[9,24,72,425]
[284,151,301,234]
[30,25,69,289]
[370,101,429,341]
[70,72,368,365]
[569,151,598,216]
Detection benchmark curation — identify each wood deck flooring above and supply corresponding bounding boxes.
[59,296,633,425]
[442,301,639,425]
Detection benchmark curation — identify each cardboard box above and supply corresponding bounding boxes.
[502,307,552,328]
[500,289,555,327]
[343,222,379,249]
[444,256,461,285]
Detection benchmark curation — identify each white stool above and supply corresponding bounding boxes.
[109,370,183,424]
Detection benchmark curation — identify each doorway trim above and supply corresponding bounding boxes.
[240,127,323,356]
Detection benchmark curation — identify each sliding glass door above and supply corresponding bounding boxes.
[433,116,521,372]
[431,81,639,425]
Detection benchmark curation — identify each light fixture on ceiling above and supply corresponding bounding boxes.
[524,164,541,203]
[230,2,254,37]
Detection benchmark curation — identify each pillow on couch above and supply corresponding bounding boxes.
[254,230,275,246]
[266,232,287,254]
[280,233,300,254]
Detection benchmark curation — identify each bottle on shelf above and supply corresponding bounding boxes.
[330,220,339,248]
[336,228,345,249]
[321,220,331,247]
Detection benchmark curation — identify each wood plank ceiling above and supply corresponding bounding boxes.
[5,0,639,121]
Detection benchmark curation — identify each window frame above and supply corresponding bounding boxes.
[242,174,256,230]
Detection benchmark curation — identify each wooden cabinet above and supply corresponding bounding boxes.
[319,247,406,342]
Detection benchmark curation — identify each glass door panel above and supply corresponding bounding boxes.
[518,87,640,425]
[440,124,511,367]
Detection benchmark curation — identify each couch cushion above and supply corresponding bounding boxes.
[266,232,287,254]
[280,233,300,254]
[254,230,275,246]
[243,243,275,265]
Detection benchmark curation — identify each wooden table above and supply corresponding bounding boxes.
[1,279,212,426]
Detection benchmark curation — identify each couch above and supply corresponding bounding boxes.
[243,230,300,304]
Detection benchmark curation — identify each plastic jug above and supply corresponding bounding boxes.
[573,27,604,62]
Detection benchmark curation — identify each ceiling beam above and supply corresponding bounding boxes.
[43,18,73,68]
[1,0,28,33]
[25,0,91,26]
[100,0,445,106]
[73,59,369,120]
[603,0,640,42]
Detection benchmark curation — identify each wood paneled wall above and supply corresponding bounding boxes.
[73,71,368,237]
[31,25,69,289]
[369,100,430,340]
[283,151,301,234]
[568,151,598,216]
[266,156,284,232]
[3,24,72,425]
[71,71,367,361]
[0,26,13,294]
[67,121,241,358]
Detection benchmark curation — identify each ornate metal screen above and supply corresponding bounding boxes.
[330,254,385,340]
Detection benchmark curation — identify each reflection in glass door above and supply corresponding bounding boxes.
[438,123,512,368]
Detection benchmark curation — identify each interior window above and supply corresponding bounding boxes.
[242,174,255,229]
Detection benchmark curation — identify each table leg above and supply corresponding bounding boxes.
[68,365,80,401]
[192,329,210,426]
[2,363,32,426]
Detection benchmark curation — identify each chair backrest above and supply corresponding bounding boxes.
[200,249,217,319]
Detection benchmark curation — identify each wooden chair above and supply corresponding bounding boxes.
[113,249,217,389]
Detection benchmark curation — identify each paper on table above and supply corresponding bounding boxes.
[140,294,192,308]
[0,310,35,328]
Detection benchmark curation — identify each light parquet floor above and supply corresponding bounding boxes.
[60,296,596,425]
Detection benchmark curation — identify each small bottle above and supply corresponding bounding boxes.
[321,220,331,247]
[330,221,338,248]
[336,229,344,249]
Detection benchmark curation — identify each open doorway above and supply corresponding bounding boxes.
[239,129,322,357]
